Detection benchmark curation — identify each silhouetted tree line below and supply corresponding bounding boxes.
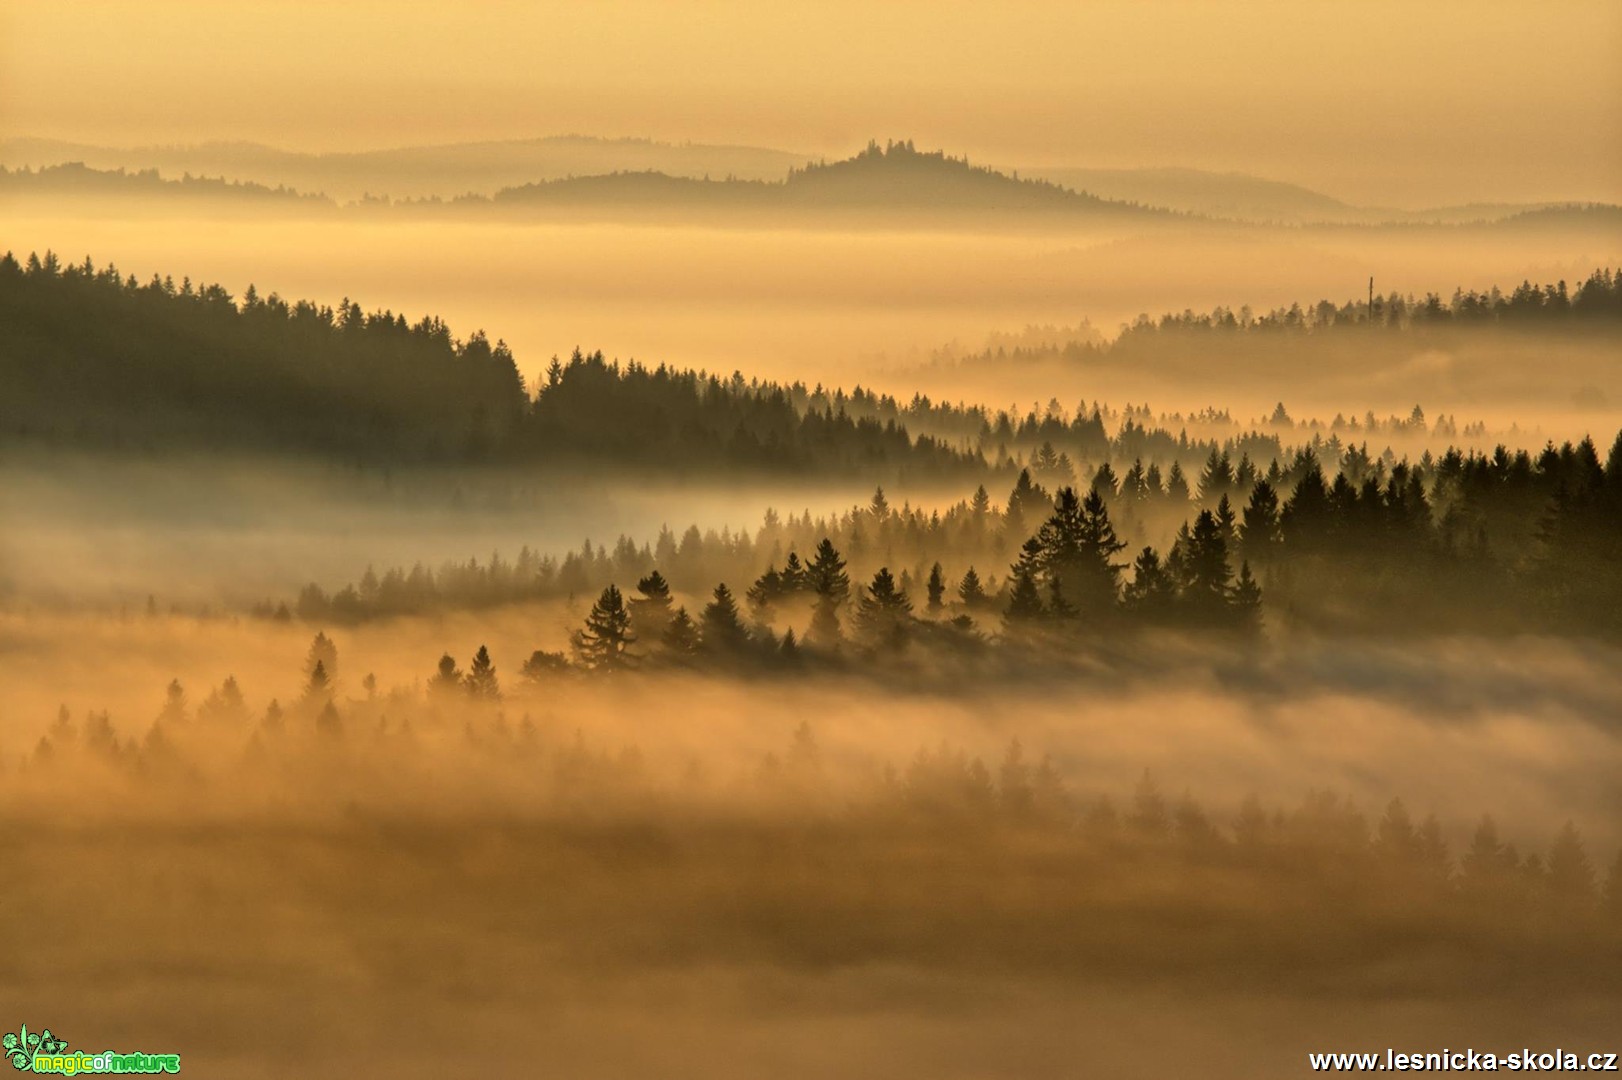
[6,251,1582,491]
[282,423,1622,639]
[0,252,980,477]
[1083,268,1622,348]
[17,668,1622,969]
[0,251,525,460]
[0,162,335,206]
[524,348,977,477]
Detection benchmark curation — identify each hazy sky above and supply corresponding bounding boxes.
[3,0,1619,205]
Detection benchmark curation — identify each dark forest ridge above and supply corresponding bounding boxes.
[3,251,1618,472]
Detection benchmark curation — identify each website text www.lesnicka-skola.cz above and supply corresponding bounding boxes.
[1310,1049,1620,1072]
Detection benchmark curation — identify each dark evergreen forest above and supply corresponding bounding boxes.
[0,251,975,477]
[284,421,1622,650]
[5,250,1617,482]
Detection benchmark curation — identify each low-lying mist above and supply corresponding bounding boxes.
[6,609,1619,853]
[3,611,1619,1078]
[7,203,1617,428]
[0,451,889,608]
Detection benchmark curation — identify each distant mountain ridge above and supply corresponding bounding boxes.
[1019,166,1622,225]
[0,161,334,206]
[4,135,1614,226]
[0,134,803,202]
[480,140,1157,217]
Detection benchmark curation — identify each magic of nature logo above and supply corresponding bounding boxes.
[4,1026,180,1075]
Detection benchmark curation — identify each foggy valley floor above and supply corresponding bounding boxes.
[2,642,1620,1078]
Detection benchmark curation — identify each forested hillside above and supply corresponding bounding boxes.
[0,252,977,478]
[483,141,1153,216]
[5,252,1618,502]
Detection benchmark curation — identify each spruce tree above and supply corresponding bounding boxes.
[1165,461,1192,503]
[745,568,784,627]
[856,567,914,651]
[807,538,850,647]
[1231,561,1263,626]
[629,570,674,643]
[572,584,637,671]
[780,551,809,591]
[1239,480,1283,563]
[1123,546,1175,618]
[957,566,987,608]
[304,631,338,687]
[466,644,500,699]
[701,583,749,653]
[869,486,890,521]
[1176,509,1237,621]
[304,660,332,702]
[925,562,946,613]
[662,606,700,655]
[1003,539,1046,625]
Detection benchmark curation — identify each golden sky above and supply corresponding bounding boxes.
[3,0,1619,205]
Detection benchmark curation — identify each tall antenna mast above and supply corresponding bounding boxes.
[1368,276,1375,324]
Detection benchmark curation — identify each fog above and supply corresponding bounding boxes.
[3,609,1619,1076]
[6,204,1618,431]
[5,1,1620,1067]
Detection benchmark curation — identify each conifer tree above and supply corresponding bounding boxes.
[780,551,809,591]
[316,701,343,738]
[429,654,463,695]
[1165,461,1192,503]
[1239,479,1283,563]
[305,631,338,687]
[855,567,914,651]
[1231,561,1263,626]
[745,568,784,628]
[957,566,987,608]
[465,644,500,700]
[1179,509,1236,615]
[1281,450,1331,549]
[1546,822,1597,908]
[701,583,749,653]
[304,660,332,702]
[1198,447,1236,504]
[869,486,890,521]
[662,606,700,655]
[1090,462,1119,500]
[1123,546,1175,617]
[1215,494,1239,548]
[807,538,850,647]
[1003,539,1046,625]
[969,484,992,525]
[572,585,637,671]
[629,570,674,643]
[925,562,946,613]
[158,678,187,725]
